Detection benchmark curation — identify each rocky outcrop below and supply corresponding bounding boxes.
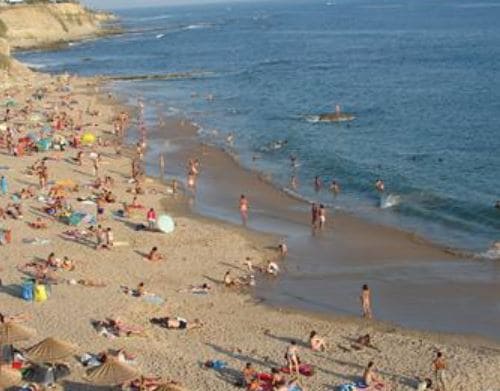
[0,3,117,50]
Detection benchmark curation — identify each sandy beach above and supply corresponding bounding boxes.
[0,61,498,391]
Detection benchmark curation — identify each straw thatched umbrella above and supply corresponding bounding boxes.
[0,366,22,388]
[153,383,188,391]
[25,337,78,363]
[0,322,36,344]
[86,357,139,386]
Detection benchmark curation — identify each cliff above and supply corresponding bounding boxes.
[0,3,117,50]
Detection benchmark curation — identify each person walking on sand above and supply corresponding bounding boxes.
[360,284,372,319]
[106,227,114,248]
[0,175,7,195]
[432,351,447,391]
[147,208,157,231]
[286,341,300,376]
[239,194,249,225]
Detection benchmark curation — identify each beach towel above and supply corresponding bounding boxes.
[143,294,164,305]
[280,364,314,376]
[338,384,356,391]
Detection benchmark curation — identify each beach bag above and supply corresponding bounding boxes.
[34,284,48,302]
[21,280,34,301]
[338,384,356,391]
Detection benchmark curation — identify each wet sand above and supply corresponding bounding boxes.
[143,114,500,342]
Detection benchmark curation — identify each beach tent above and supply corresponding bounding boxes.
[25,337,78,364]
[37,138,52,152]
[81,132,96,144]
[0,322,36,344]
[0,366,22,388]
[85,357,139,386]
[157,214,175,234]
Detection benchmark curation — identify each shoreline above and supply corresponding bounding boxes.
[114,100,500,341]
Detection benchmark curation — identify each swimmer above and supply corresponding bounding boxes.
[330,180,340,195]
[266,261,279,276]
[495,200,500,209]
[375,179,385,193]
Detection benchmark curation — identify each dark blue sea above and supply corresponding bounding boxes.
[18,0,500,252]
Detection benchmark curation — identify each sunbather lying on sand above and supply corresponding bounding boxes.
[0,312,32,323]
[150,316,204,330]
[77,279,106,287]
[128,375,163,390]
[28,217,48,229]
[95,318,145,337]
[352,334,380,352]
[121,282,147,297]
[177,283,212,294]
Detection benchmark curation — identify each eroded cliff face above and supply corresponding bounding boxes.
[0,3,115,50]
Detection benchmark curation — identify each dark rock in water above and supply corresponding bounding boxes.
[318,112,355,122]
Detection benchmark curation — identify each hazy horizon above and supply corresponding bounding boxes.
[82,0,253,10]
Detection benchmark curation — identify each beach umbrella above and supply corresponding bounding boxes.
[154,383,189,391]
[25,337,77,364]
[81,132,96,144]
[85,357,139,386]
[0,322,36,344]
[157,214,175,234]
[0,366,22,388]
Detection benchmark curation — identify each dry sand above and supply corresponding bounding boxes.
[0,70,499,391]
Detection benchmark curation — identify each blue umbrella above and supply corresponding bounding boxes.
[157,214,175,233]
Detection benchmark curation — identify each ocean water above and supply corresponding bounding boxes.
[17,0,500,251]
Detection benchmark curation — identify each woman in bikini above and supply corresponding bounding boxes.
[239,194,249,225]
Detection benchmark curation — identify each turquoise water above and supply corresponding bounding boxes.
[17,0,500,252]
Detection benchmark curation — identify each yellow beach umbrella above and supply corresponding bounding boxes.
[81,132,96,144]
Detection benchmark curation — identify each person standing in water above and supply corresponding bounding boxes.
[360,284,372,319]
[330,180,340,195]
[335,104,341,116]
[318,204,326,229]
[159,154,165,178]
[239,194,249,226]
[311,203,319,230]
[375,179,385,193]
[314,176,322,192]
